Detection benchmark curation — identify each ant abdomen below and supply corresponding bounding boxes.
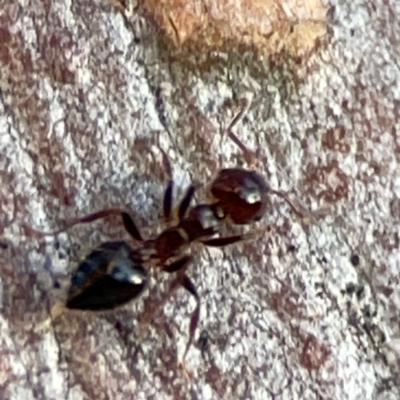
[67,241,148,311]
[210,168,269,224]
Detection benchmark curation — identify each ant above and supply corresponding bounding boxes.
[33,160,270,366]
[30,99,309,374]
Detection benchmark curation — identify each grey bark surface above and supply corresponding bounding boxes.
[1,0,400,399]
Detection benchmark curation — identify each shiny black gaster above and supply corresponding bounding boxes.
[66,241,147,311]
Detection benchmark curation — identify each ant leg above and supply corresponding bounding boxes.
[35,301,65,332]
[201,234,244,247]
[27,208,143,242]
[180,274,200,368]
[154,131,199,222]
[154,132,176,223]
[119,211,143,241]
[177,185,196,220]
[160,153,196,222]
[163,180,174,222]
[270,189,324,222]
[139,256,193,333]
[164,255,192,273]
[222,98,256,167]
[202,226,272,247]
[73,209,143,241]
[164,259,201,362]
[162,166,197,222]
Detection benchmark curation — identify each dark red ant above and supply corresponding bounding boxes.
[32,99,310,373]
[33,164,268,368]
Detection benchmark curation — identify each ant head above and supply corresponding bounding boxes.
[210,168,269,224]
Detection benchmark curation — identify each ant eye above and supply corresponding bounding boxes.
[240,187,262,204]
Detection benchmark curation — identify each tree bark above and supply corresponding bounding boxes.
[0,0,399,399]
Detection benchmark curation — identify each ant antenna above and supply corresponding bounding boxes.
[220,97,321,222]
[221,97,258,167]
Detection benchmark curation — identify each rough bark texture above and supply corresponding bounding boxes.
[1,0,400,399]
[138,0,327,57]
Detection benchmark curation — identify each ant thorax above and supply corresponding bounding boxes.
[187,204,221,230]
